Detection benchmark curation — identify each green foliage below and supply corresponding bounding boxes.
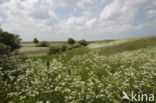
[38,41,49,47]
[49,46,62,54]
[0,43,11,55]
[61,45,67,52]
[79,39,88,46]
[68,43,81,50]
[91,36,156,55]
[67,38,75,45]
[33,38,39,44]
[1,36,156,103]
[2,45,155,103]
[0,29,21,51]
[0,55,20,81]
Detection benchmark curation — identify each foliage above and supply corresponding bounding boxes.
[0,43,11,55]
[1,36,156,103]
[68,43,81,50]
[79,39,88,46]
[67,38,75,45]
[48,46,62,54]
[1,44,155,103]
[37,41,49,47]
[0,29,21,51]
[0,55,20,82]
[33,38,39,44]
[88,36,156,56]
[49,45,67,55]
[61,45,67,52]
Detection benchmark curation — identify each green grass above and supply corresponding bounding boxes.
[87,39,115,44]
[3,38,156,103]
[23,36,156,60]
[24,46,90,62]
[90,36,156,55]
[1,36,156,103]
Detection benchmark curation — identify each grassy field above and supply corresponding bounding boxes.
[0,36,156,103]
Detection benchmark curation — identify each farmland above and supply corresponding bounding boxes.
[0,36,156,103]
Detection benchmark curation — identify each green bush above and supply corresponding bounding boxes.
[0,43,11,55]
[49,46,62,54]
[67,38,75,45]
[0,55,20,82]
[0,29,21,51]
[79,39,87,46]
[68,43,81,50]
[38,41,49,47]
[61,45,67,52]
[49,45,67,54]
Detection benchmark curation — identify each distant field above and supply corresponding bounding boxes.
[20,40,115,54]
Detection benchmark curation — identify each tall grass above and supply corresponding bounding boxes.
[1,36,155,103]
[88,36,156,55]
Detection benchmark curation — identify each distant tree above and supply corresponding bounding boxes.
[67,38,75,45]
[0,29,21,51]
[79,39,88,46]
[33,38,39,45]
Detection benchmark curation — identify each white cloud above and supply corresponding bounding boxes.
[100,0,121,20]
[0,0,156,41]
[146,9,156,18]
[86,18,97,28]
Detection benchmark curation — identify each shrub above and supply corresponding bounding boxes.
[0,43,11,55]
[0,55,20,82]
[61,45,67,52]
[0,29,21,51]
[38,41,49,47]
[49,46,62,54]
[67,38,75,45]
[68,43,81,50]
[33,38,39,45]
[79,39,88,46]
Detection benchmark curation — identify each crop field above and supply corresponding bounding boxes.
[0,36,155,103]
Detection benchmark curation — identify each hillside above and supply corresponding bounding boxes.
[88,36,156,55]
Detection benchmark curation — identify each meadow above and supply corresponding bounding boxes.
[0,36,156,103]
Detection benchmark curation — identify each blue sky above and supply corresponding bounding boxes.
[0,0,156,41]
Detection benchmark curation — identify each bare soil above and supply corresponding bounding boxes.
[19,44,48,54]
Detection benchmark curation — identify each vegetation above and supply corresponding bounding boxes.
[0,29,21,51]
[37,41,49,47]
[0,43,10,55]
[0,35,156,103]
[67,38,75,45]
[79,39,88,46]
[88,36,156,55]
[1,41,156,103]
[33,38,39,45]
[48,45,67,54]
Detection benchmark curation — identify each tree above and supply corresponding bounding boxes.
[79,39,88,46]
[67,38,75,45]
[0,43,11,55]
[0,29,21,51]
[33,38,39,45]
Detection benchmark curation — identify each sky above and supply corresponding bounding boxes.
[0,0,156,41]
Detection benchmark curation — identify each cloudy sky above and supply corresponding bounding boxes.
[0,0,156,41]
